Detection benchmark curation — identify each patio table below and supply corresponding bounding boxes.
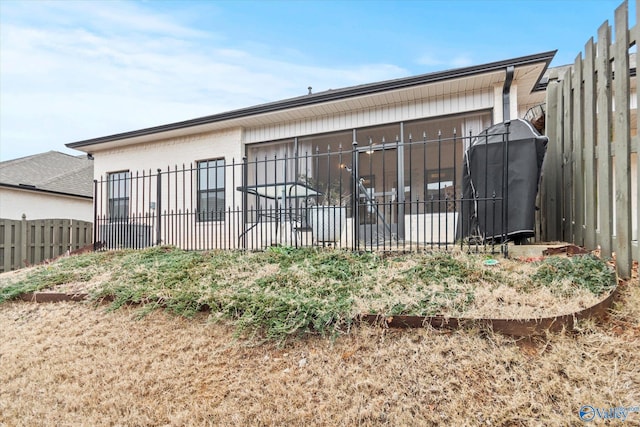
[236,182,321,246]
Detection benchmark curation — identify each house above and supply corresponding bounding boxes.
[0,151,94,222]
[65,51,555,250]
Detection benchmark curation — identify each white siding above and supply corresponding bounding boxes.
[0,188,93,222]
[93,127,244,178]
[243,88,494,144]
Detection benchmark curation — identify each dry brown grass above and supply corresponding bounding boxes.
[1,279,639,426]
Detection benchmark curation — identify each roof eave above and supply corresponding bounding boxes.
[0,183,93,200]
[66,50,556,150]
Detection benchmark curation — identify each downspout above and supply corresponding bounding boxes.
[502,65,515,121]
[501,65,514,252]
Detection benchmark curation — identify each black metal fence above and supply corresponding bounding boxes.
[95,127,511,253]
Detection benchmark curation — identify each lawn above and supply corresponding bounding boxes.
[0,287,638,426]
[0,247,637,426]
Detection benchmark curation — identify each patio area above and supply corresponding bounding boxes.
[94,118,535,254]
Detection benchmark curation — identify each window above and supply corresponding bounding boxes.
[107,171,130,221]
[197,159,225,221]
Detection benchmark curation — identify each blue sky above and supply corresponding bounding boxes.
[0,0,633,161]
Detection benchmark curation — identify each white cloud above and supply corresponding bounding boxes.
[416,54,444,67]
[416,51,474,71]
[0,1,407,161]
[450,55,474,68]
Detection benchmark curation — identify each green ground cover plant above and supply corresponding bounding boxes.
[0,246,617,341]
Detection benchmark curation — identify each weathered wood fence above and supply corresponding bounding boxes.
[0,215,93,272]
[542,0,639,279]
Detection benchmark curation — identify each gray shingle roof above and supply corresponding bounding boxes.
[0,151,93,198]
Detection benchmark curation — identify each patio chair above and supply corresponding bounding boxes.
[289,205,314,246]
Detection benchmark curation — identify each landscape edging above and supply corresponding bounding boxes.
[17,284,621,337]
[359,284,619,336]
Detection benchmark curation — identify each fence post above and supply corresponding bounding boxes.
[351,134,358,250]
[397,126,405,244]
[20,213,27,268]
[93,179,99,250]
[242,156,248,250]
[502,121,510,257]
[156,169,162,246]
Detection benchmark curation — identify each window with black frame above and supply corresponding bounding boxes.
[107,171,130,222]
[425,168,455,213]
[197,159,225,221]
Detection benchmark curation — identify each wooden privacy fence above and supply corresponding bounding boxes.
[542,0,639,279]
[0,215,93,272]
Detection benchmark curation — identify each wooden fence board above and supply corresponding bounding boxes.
[573,53,585,246]
[562,74,573,241]
[62,220,71,256]
[636,11,640,255]
[51,220,58,258]
[0,222,4,272]
[52,219,63,258]
[33,221,43,264]
[631,15,640,261]
[71,220,91,251]
[19,216,26,270]
[583,38,598,250]
[1,221,6,272]
[48,220,56,259]
[0,219,17,272]
[543,0,638,278]
[543,81,561,241]
[0,217,93,272]
[613,2,632,279]
[596,21,613,258]
[45,220,53,259]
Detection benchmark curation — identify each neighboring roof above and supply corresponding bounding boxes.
[0,151,93,198]
[66,50,556,151]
